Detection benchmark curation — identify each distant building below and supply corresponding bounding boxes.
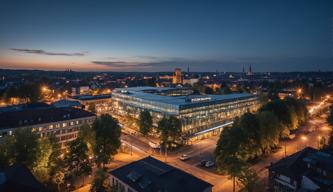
[109,156,213,192]
[0,102,50,113]
[246,64,253,76]
[172,68,182,84]
[69,94,112,114]
[71,86,90,96]
[0,163,47,192]
[182,78,199,86]
[268,147,333,192]
[0,107,96,147]
[52,99,83,109]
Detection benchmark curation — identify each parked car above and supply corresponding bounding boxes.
[200,160,208,167]
[179,154,191,161]
[205,161,215,168]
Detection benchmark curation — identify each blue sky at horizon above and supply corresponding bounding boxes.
[0,0,332,72]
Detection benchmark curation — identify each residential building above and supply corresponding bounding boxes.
[0,107,96,147]
[69,94,112,114]
[268,147,333,192]
[109,156,212,192]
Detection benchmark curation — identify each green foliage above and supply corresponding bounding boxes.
[90,168,110,192]
[12,128,39,169]
[238,168,261,192]
[138,110,153,136]
[33,137,53,182]
[157,116,182,148]
[0,136,15,168]
[260,99,292,129]
[258,111,281,153]
[52,170,65,192]
[65,137,92,182]
[93,114,121,167]
[259,98,308,134]
[79,123,96,157]
[2,83,41,102]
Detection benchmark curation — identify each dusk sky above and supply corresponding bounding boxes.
[0,0,332,72]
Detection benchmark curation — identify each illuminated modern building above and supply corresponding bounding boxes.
[112,87,259,140]
[172,68,182,84]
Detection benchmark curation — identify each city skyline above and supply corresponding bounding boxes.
[0,0,332,72]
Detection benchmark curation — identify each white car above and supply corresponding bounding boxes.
[179,154,191,161]
[205,161,215,168]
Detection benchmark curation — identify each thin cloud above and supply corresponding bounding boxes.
[11,48,86,56]
[91,61,138,67]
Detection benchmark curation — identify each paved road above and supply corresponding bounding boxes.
[120,112,331,192]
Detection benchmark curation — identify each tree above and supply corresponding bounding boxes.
[90,168,110,192]
[33,137,53,182]
[168,116,182,144]
[78,123,96,158]
[12,128,39,169]
[238,168,261,192]
[238,113,261,160]
[215,119,246,172]
[93,114,121,167]
[65,137,92,186]
[157,116,182,148]
[157,117,169,147]
[260,99,293,134]
[138,110,153,136]
[0,136,15,168]
[52,170,65,192]
[223,156,247,192]
[257,111,281,154]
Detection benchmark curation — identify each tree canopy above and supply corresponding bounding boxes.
[138,110,153,136]
[93,114,121,167]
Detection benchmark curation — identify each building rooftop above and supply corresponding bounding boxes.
[110,156,213,192]
[0,107,95,130]
[70,94,111,101]
[113,86,256,108]
[0,163,47,192]
[52,99,82,108]
[0,102,51,113]
[269,147,333,190]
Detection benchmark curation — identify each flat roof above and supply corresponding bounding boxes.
[113,86,256,107]
[0,107,95,130]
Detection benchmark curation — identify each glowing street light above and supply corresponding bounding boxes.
[41,86,48,92]
[297,88,302,94]
[301,135,307,141]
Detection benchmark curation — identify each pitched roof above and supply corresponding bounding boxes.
[110,156,212,192]
[269,147,317,179]
[0,163,47,192]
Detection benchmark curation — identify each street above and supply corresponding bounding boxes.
[120,112,331,192]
